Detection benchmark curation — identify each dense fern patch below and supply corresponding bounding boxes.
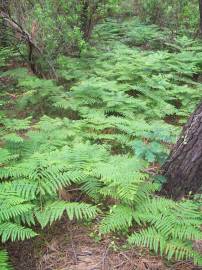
[0,18,202,266]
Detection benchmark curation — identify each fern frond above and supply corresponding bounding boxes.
[0,202,34,223]
[35,201,99,228]
[0,250,12,270]
[0,222,37,242]
[0,180,38,200]
[128,227,166,255]
[0,149,18,164]
[3,133,24,144]
[80,178,102,199]
[2,117,31,131]
[100,205,134,234]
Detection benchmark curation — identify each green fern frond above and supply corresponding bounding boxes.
[0,222,37,242]
[129,227,166,255]
[81,178,102,199]
[134,182,160,203]
[2,118,31,131]
[0,250,12,270]
[0,202,34,223]
[3,133,24,144]
[35,201,99,228]
[0,149,18,164]
[165,240,199,262]
[170,226,202,241]
[100,205,134,234]
[0,180,38,200]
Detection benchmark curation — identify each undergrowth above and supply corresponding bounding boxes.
[0,18,202,267]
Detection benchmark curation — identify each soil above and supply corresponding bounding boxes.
[5,219,202,270]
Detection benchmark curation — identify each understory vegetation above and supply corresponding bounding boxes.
[1,1,202,268]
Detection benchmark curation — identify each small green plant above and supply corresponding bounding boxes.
[133,140,168,164]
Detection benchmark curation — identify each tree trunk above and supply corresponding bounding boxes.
[199,0,202,35]
[161,102,202,200]
[0,0,9,46]
[80,0,96,42]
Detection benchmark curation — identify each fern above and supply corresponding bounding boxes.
[129,227,167,255]
[0,223,37,242]
[2,118,32,131]
[100,205,134,234]
[0,137,103,239]
[129,229,202,264]
[3,133,24,144]
[101,196,202,265]
[35,201,99,228]
[1,18,202,267]
[0,250,12,270]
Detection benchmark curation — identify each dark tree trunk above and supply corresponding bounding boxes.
[80,0,102,42]
[161,102,202,200]
[80,0,91,41]
[0,0,9,46]
[80,0,95,42]
[199,0,202,35]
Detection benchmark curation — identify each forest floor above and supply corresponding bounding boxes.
[6,219,201,270]
[1,18,202,270]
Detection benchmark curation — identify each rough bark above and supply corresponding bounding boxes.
[161,102,202,200]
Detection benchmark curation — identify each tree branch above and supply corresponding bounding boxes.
[0,10,57,79]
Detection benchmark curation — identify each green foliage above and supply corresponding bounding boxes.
[1,17,202,267]
[0,48,13,68]
[0,112,201,263]
[133,140,168,163]
[92,17,169,49]
[134,0,199,32]
[0,139,100,231]
[128,200,202,264]
[36,201,99,228]
[101,198,202,265]
[6,0,121,66]
[1,68,65,115]
[0,250,12,270]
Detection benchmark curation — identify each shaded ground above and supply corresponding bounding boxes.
[5,219,202,270]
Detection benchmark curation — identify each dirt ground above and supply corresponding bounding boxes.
[5,219,202,270]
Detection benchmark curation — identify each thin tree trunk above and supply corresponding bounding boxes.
[199,0,202,35]
[0,0,9,46]
[161,102,202,199]
[80,0,90,41]
[80,0,96,42]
